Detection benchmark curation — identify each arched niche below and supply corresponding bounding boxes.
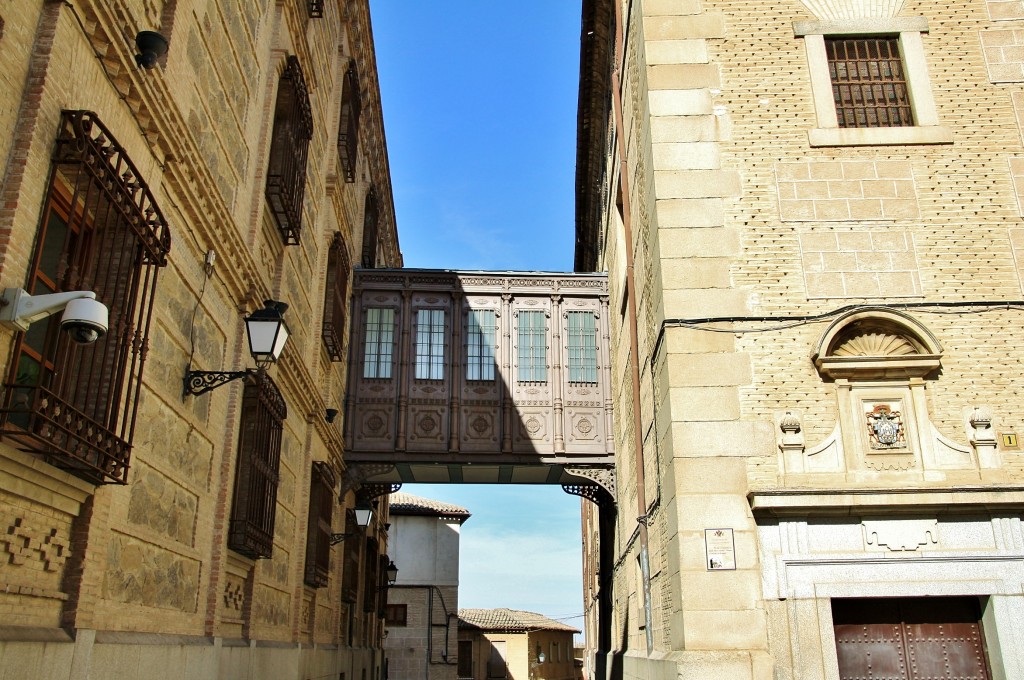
[812,308,942,380]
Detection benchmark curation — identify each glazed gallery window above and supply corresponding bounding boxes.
[795,18,951,146]
[466,309,497,381]
[363,307,395,379]
[228,373,287,560]
[265,55,312,245]
[567,311,598,384]
[415,309,445,380]
[0,110,170,485]
[517,311,547,383]
[303,462,335,588]
[322,232,351,362]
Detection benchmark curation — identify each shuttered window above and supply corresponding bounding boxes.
[415,309,445,380]
[265,55,313,245]
[567,311,598,384]
[228,373,287,559]
[517,311,547,383]
[338,63,361,182]
[363,538,380,612]
[322,232,351,361]
[303,462,335,587]
[466,310,497,381]
[0,110,171,485]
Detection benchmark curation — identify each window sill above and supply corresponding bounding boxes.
[808,126,953,147]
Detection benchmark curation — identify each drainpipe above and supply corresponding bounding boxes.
[609,0,654,657]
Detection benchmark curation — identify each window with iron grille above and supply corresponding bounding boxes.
[304,461,336,587]
[340,509,361,603]
[826,37,913,128]
[415,309,445,380]
[458,640,473,679]
[363,538,380,612]
[567,312,598,384]
[517,311,547,383]
[376,553,390,617]
[338,63,361,183]
[0,110,171,485]
[322,232,351,361]
[385,603,407,626]
[361,190,379,268]
[265,55,312,245]
[466,309,497,381]
[363,307,395,379]
[228,373,287,560]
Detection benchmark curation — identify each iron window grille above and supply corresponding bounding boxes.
[466,310,497,381]
[304,461,336,587]
[363,307,395,379]
[517,311,547,383]
[415,309,445,380]
[361,189,379,268]
[363,537,380,613]
[228,372,287,560]
[265,55,313,245]
[567,311,598,384]
[338,63,361,183]
[376,553,390,617]
[307,0,324,18]
[0,110,171,485]
[322,232,351,361]
[340,509,361,603]
[826,37,913,128]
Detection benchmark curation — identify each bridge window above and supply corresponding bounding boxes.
[363,307,395,378]
[567,311,598,384]
[466,310,497,381]
[517,311,547,383]
[228,373,287,559]
[415,309,445,380]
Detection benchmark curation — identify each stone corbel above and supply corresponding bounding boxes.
[967,406,1001,469]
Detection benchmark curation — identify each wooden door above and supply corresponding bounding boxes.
[833,597,991,680]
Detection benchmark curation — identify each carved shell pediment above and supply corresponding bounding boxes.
[831,330,919,357]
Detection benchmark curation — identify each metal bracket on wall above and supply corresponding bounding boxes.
[562,466,616,508]
[340,463,400,500]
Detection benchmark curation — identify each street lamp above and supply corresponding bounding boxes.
[330,500,375,545]
[385,560,399,585]
[183,300,290,397]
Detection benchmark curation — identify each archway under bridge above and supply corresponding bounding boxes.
[341,268,617,509]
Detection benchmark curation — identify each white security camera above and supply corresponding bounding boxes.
[60,296,109,344]
[0,288,109,345]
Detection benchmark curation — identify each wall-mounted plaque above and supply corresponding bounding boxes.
[704,528,736,571]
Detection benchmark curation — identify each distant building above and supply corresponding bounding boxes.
[385,493,471,680]
[458,609,579,680]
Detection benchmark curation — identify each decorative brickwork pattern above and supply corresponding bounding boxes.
[776,161,920,221]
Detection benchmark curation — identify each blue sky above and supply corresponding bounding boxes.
[369,2,586,629]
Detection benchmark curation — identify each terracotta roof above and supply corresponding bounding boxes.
[458,608,580,634]
[389,493,471,523]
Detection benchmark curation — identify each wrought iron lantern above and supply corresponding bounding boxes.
[385,560,399,585]
[183,299,290,397]
[330,499,375,545]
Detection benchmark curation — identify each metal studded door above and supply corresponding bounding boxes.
[833,597,992,680]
